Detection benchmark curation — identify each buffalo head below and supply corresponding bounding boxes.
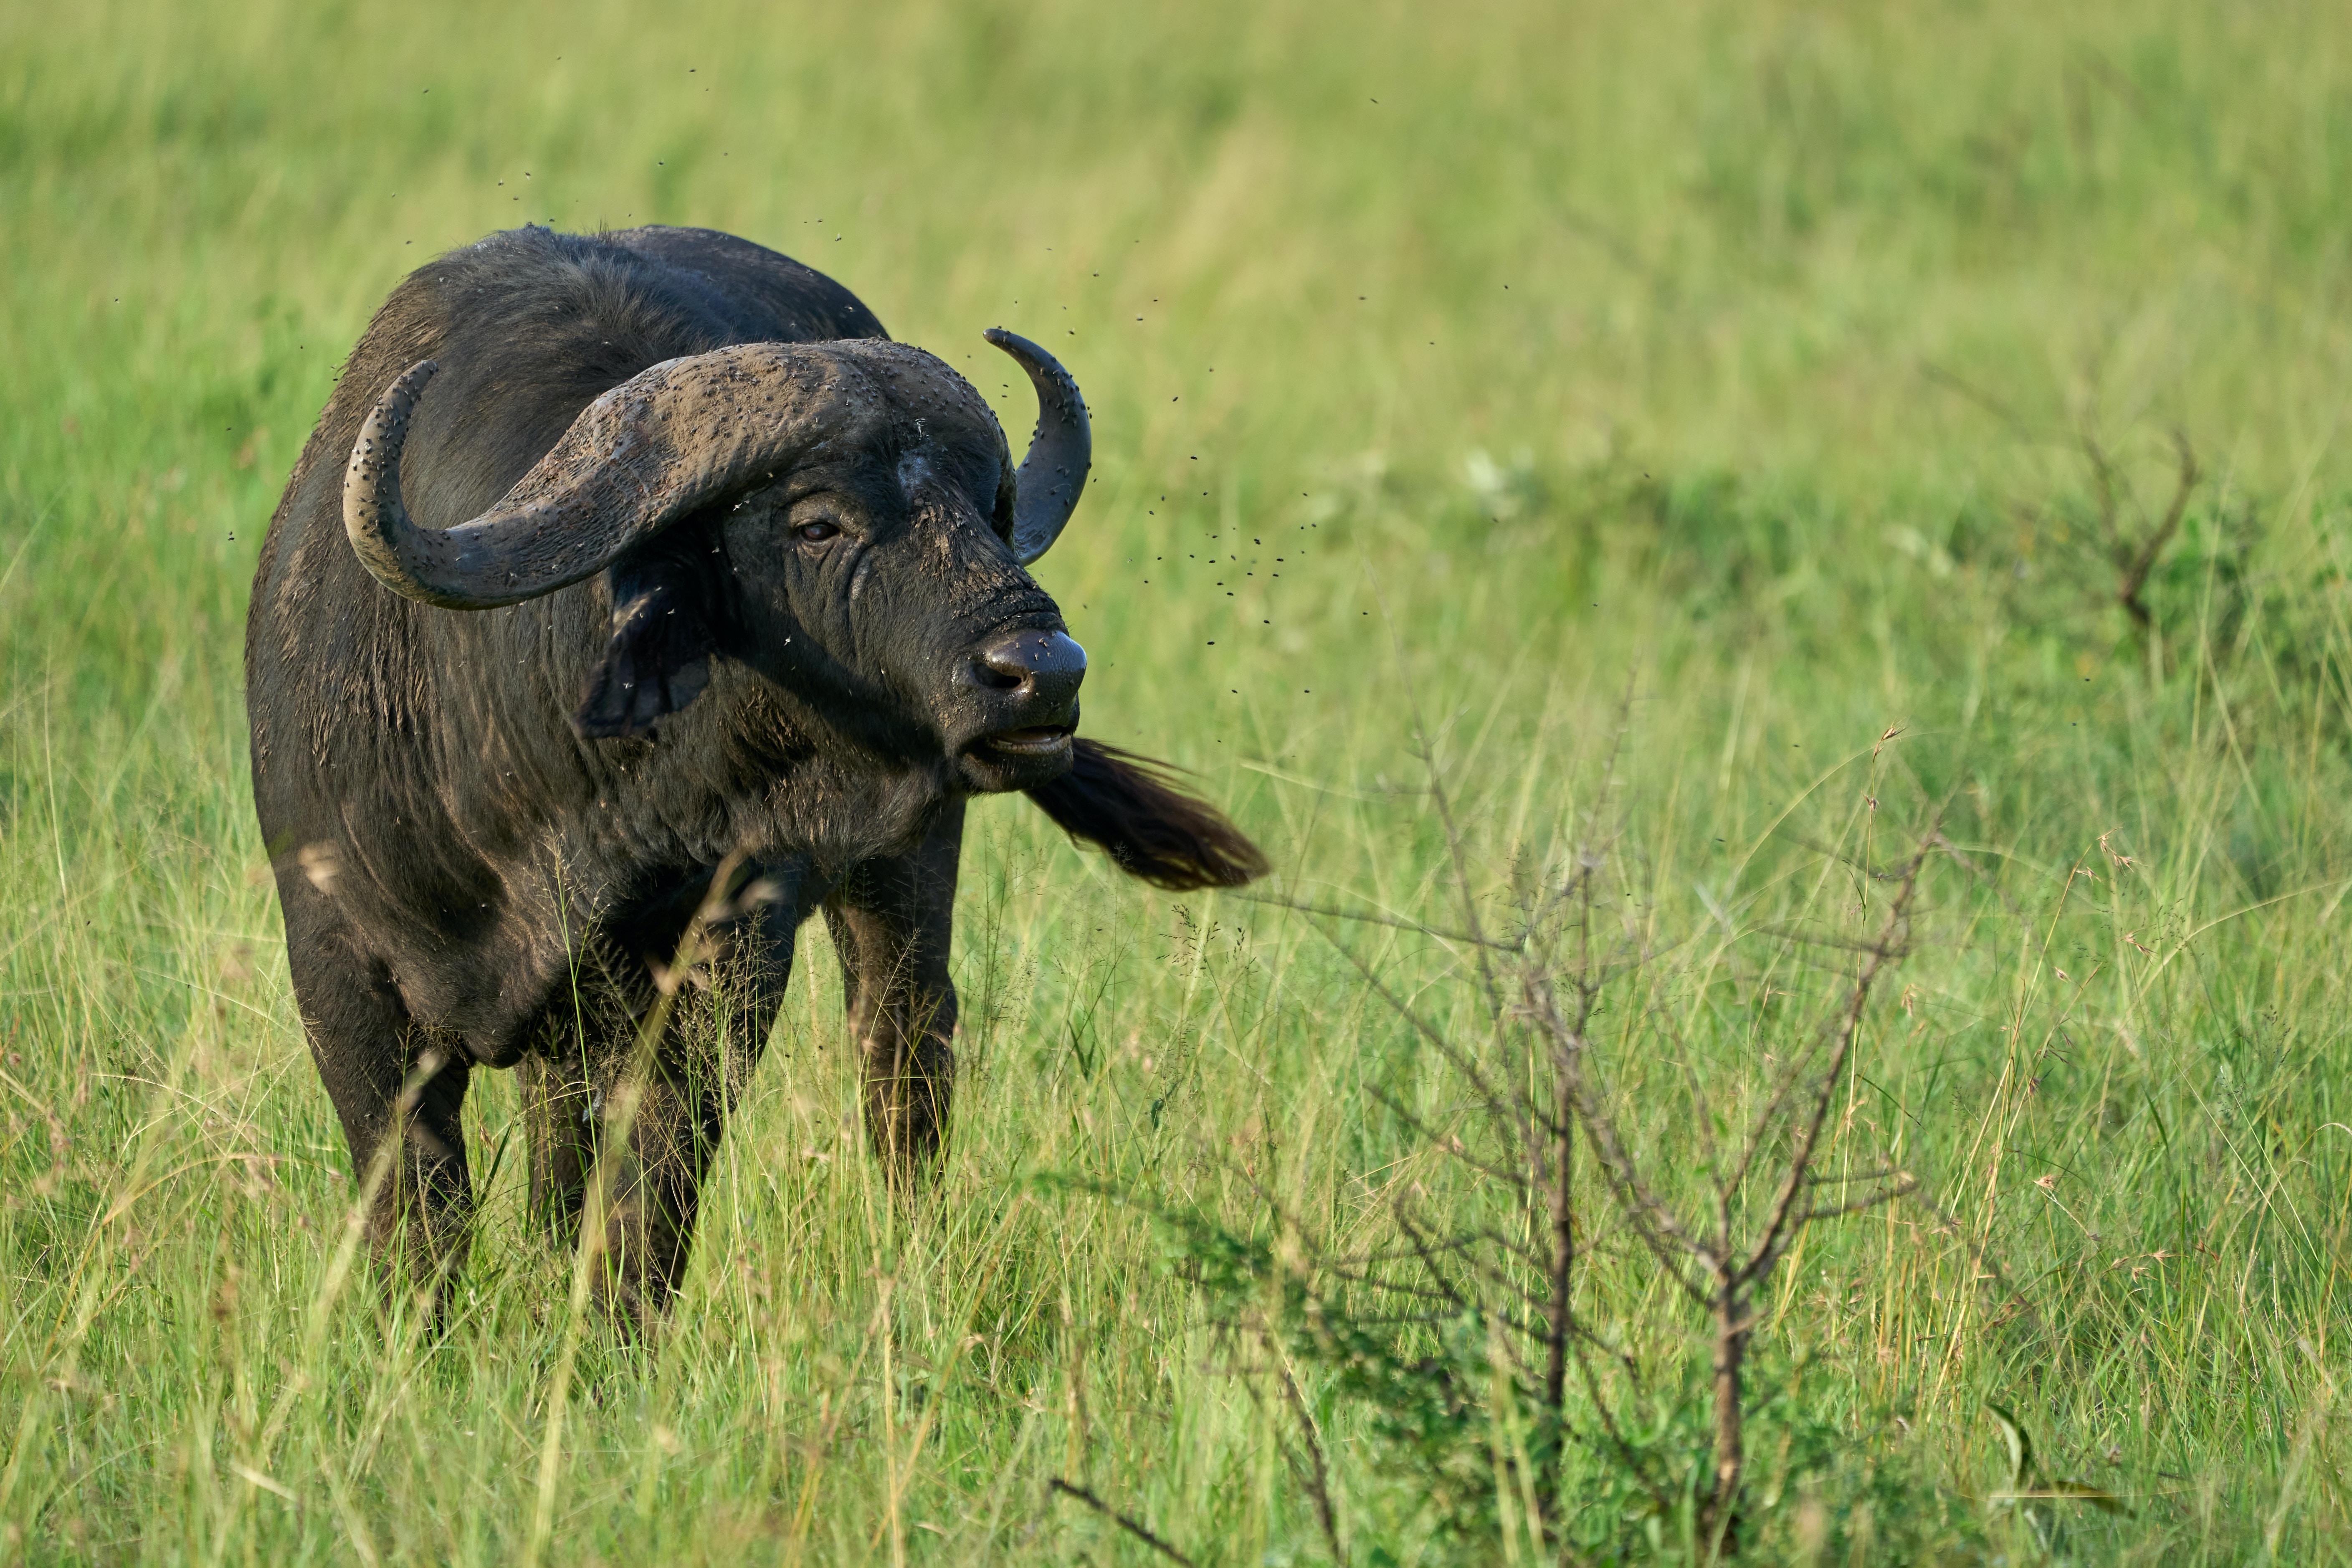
[340,329,1094,792]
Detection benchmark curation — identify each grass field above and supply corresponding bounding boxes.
[8,0,2352,1560]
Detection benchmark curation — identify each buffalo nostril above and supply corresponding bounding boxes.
[974,646,1031,691]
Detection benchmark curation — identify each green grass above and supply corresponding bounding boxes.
[7,0,2352,1559]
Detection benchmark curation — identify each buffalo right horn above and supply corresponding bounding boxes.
[343,342,855,610]
[984,328,1091,565]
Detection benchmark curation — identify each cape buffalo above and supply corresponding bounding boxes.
[246,224,1263,1327]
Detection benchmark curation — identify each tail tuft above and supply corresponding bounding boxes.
[1026,739,1267,891]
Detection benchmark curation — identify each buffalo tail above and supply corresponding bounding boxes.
[1025,739,1268,890]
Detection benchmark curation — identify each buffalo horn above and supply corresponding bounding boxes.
[984,328,1091,565]
[343,343,846,609]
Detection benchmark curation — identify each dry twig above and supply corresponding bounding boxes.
[1047,1478,1196,1566]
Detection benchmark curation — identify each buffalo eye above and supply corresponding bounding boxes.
[793,519,841,544]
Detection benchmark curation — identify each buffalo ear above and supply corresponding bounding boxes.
[1027,739,1268,890]
[572,543,720,741]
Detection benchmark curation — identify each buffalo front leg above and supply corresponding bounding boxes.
[537,876,801,1332]
[825,802,965,1183]
[516,1046,595,1246]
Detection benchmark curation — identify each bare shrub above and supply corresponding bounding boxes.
[1103,721,1948,1560]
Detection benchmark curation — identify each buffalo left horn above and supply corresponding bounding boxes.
[984,328,1091,565]
[343,342,863,609]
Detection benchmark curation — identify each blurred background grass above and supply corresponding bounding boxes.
[6,0,2352,1560]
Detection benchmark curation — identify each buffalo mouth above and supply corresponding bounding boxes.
[957,720,1079,792]
[980,724,1073,759]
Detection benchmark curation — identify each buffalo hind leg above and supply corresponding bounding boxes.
[343,1041,473,1315]
[284,914,474,1316]
[825,801,965,1183]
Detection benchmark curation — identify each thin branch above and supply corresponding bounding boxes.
[2117,430,2200,630]
[2079,426,2124,555]
[1343,1221,1558,1323]
[1654,1011,1720,1174]
[1745,924,1917,958]
[1734,841,1929,1292]
[1330,1235,1490,1278]
[1801,1165,1909,1189]
[1365,1084,1539,1193]
[1904,1189,2049,1337]
[1536,951,1597,1462]
[1929,832,2030,929]
[1724,851,1926,1198]
[1526,675,1638,936]
[1446,1222,1554,1277]
[1272,1350,1348,1568]
[1919,361,2042,441]
[1570,1327,1673,1515]
[1528,980,1715,1301]
[1769,827,1919,884]
[1228,890,1517,951]
[1524,990,1658,1219]
[1524,859,1601,963]
[1320,925,1527,1143]
[1381,1053,1571,1155]
[1412,733,1504,1024]
[1391,1204,1475,1313]
[1723,1031,1840,1199]
[1796,1176,1918,1226]
[1048,1479,1197,1566]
